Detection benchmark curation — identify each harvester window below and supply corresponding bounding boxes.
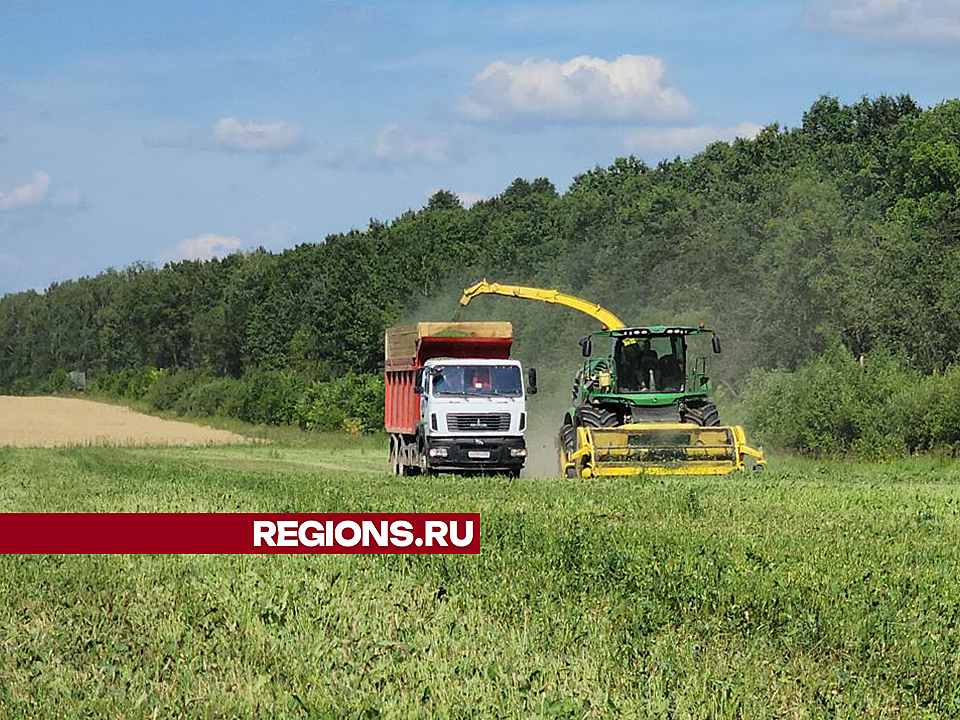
[655,354,683,391]
[615,336,685,392]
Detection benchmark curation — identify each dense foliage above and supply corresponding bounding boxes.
[4,94,960,450]
[743,347,960,456]
[90,368,384,433]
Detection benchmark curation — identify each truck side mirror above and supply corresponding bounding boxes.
[580,336,592,357]
[528,368,538,395]
[712,335,722,354]
[414,367,425,394]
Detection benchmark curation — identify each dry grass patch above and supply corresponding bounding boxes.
[0,396,248,447]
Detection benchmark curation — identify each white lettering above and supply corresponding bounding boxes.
[424,520,448,547]
[335,520,361,547]
[449,520,474,548]
[390,520,413,546]
[253,521,276,547]
[362,520,388,547]
[298,520,323,547]
[276,520,299,546]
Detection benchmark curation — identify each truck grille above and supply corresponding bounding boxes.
[447,413,511,432]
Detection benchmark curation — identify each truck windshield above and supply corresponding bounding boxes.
[432,365,522,397]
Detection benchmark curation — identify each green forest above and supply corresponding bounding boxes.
[4,94,960,454]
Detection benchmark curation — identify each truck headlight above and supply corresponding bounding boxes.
[428,447,448,458]
[509,448,527,457]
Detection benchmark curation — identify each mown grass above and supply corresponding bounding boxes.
[1,442,960,718]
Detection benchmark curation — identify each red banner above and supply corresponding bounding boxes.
[0,513,480,554]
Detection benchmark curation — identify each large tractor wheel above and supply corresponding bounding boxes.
[556,421,576,478]
[561,406,618,478]
[683,401,720,427]
[575,405,620,428]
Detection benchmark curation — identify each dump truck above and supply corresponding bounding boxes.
[459,280,765,477]
[385,322,536,476]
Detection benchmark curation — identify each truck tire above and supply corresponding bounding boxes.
[682,401,720,426]
[389,435,400,475]
[396,435,420,476]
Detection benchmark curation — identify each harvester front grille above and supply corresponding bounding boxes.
[447,413,511,432]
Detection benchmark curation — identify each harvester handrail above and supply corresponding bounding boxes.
[460,279,626,330]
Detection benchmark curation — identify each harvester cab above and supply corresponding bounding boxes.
[459,279,766,477]
[575,325,722,427]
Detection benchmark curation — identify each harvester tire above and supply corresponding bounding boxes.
[575,405,619,428]
[683,401,720,427]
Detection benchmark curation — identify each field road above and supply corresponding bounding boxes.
[0,396,248,448]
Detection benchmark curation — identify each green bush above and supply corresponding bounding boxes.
[124,367,157,400]
[173,376,239,417]
[85,365,384,434]
[296,373,384,433]
[240,370,308,425]
[220,379,248,419]
[88,369,123,397]
[743,345,960,457]
[39,369,76,395]
[142,368,199,411]
[889,365,960,454]
[91,367,158,399]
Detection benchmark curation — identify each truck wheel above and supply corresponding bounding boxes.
[397,437,418,476]
[390,435,404,476]
[683,401,720,426]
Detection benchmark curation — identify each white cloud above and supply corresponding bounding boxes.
[0,171,51,211]
[373,124,455,164]
[460,54,692,122]
[212,117,303,153]
[806,0,960,42]
[424,188,486,208]
[455,191,485,208]
[249,221,299,250]
[147,117,305,154]
[623,122,763,155]
[161,233,243,262]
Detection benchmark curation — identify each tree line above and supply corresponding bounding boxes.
[3,94,959,418]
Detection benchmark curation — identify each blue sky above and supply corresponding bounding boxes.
[1,0,959,294]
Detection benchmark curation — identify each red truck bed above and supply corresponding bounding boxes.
[384,322,513,435]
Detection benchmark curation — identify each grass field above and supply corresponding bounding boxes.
[2,431,960,718]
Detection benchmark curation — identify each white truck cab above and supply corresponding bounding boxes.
[418,358,533,475]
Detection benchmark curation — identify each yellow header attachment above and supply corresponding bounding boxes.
[460,279,627,331]
[561,423,766,477]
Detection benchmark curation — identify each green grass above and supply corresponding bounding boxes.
[2,440,960,718]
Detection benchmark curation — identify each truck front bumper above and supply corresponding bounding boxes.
[424,436,526,472]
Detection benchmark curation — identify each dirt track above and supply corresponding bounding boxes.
[0,396,248,448]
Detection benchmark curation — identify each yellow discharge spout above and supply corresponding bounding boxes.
[460,279,627,330]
